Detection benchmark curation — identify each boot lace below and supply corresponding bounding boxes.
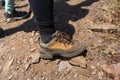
[52,31,73,45]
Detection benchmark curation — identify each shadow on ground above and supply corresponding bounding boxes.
[1,0,99,38]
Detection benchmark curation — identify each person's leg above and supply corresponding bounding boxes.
[28,0,86,59]
[4,0,15,19]
[5,0,14,13]
[28,0,55,43]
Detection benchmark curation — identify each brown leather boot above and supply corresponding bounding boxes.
[39,31,86,59]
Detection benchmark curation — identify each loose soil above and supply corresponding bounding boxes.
[0,0,119,80]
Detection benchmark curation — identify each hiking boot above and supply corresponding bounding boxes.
[39,31,86,59]
[4,10,28,23]
[0,27,4,36]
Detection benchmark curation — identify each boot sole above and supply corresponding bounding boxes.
[5,13,30,23]
[40,45,86,59]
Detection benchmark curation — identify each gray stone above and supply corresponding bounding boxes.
[58,61,72,71]
[69,56,87,68]
[30,53,40,64]
[74,73,79,78]
[25,63,30,70]
[30,48,36,52]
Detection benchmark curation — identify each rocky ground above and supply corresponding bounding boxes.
[0,0,120,80]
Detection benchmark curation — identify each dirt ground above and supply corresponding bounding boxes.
[0,0,120,80]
